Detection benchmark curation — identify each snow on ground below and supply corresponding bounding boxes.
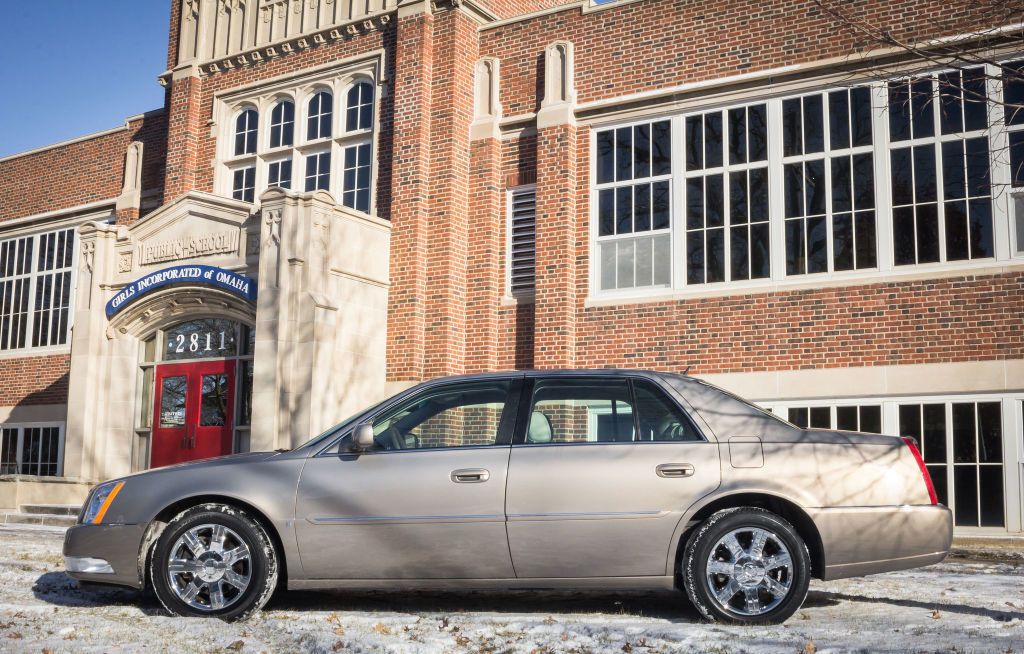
[1,526,1022,654]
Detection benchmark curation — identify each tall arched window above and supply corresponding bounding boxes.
[269,99,295,148]
[345,81,374,132]
[307,91,333,141]
[234,108,258,156]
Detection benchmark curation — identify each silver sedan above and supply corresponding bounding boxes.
[64,370,952,624]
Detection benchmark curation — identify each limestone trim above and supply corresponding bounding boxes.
[699,359,1024,403]
[470,57,502,141]
[105,287,257,341]
[0,404,67,425]
[179,2,397,77]
[583,260,1024,308]
[536,41,576,129]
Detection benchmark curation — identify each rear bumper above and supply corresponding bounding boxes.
[63,523,147,589]
[808,504,953,581]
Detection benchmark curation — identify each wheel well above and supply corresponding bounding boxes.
[676,493,825,580]
[141,495,288,590]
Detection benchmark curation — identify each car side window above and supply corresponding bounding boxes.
[527,379,635,444]
[370,380,511,451]
[633,379,704,442]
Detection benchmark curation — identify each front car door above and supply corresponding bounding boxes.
[293,376,522,579]
[505,374,722,579]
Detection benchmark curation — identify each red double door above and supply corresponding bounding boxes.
[151,360,236,468]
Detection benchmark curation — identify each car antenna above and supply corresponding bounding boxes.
[682,365,691,375]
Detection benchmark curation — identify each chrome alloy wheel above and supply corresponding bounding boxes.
[166,523,252,612]
[705,527,793,616]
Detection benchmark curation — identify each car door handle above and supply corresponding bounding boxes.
[451,468,490,483]
[656,463,695,478]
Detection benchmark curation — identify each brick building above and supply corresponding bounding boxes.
[0,0,1021,535]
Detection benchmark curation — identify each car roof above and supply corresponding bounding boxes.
[417,369,689,384]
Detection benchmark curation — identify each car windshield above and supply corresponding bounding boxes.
[294,396,392,451]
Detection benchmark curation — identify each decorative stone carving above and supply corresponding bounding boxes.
[118,252,133,274]
[81,241,96,274]
[137,229,241,265]
[537,41,577,128]
[471,57,502,140]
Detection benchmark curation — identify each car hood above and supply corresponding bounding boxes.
[115,451,284,480]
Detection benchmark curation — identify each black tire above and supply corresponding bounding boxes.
[683,507,811,625]
[150,503,278,621]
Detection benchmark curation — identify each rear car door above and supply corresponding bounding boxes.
[294,377,521,579]
[505,375,721,579]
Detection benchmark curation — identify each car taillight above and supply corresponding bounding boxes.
[902,437,938,505]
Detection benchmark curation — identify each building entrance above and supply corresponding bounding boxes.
[144,318,253,469]
[152,359,235,468]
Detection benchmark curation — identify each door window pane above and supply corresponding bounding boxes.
[200,374,229,427]
[371,381,511,450]
[633,380,702,442]
[160,376,187,428]
[529,379,634,444]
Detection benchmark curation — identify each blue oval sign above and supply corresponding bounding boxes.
[106,265,258,318]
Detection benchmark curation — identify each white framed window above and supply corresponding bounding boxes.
[507,186,537,296]
[1001,61,1024,256]
[594,119,673,290]
[888,69,993,265]
[234,108,258,156]
[215,64,379,215]
[0,423,64,477]
[341,142,371,212]
[345,81,374,132]
[306,90,333,141]
[267,159,292,190]
[0,227,76,352]
[685,104,770,283]
[590,63,1024,301]
[304,150,331,192]
[782,87,877,275]
[268,99,295,149]
[785,403,882,433]
[232,166,256,202]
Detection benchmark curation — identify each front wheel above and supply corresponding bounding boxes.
[150,503,278,621]
[683,507,811,624]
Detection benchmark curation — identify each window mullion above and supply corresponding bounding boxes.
[987,63,1013,261]
[767,98,786,282]
[873,83,895,272]
[24,234,40,350]
[672,114,685,290]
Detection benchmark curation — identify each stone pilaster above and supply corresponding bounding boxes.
[250,189,391,450]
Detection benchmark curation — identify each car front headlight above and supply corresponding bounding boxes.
[81,480,126,525]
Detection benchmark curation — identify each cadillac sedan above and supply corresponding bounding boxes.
[64,370,952,624]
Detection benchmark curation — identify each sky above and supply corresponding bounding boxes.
[0,2,171,158]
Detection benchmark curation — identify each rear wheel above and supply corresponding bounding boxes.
[150,503,278,621]
[683,507,810,624]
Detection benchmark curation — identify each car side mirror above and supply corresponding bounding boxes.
[350,423,375,452]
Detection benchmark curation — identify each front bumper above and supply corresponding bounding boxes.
[809,504,953,580]
[63,523,147,589]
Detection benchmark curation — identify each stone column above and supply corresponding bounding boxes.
[533,42,578,369]
[115,142,144,226]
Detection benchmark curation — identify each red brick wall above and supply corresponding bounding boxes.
[572,273,1024,374]
[0,355,70,407]
[480,0,995,115]
[0,112,167,224]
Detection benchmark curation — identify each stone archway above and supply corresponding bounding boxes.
[65,286,258,483]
